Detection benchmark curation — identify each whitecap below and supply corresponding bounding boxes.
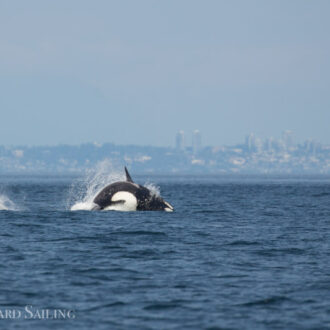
[0,194,18,211]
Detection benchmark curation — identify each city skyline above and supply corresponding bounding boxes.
[0,129,327,150]
[1,128,329,174]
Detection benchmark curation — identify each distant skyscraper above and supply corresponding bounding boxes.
[245,133,262,152]
[245,133,256,151]
[282,130,294,150]
[176,130,185,151]
[304,139,319,154]
[192,130,202,154]
[264,137,274,152]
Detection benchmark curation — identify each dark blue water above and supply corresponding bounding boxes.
[0,175,330,329]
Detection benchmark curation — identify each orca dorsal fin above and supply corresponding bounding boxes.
[125,166,134,183]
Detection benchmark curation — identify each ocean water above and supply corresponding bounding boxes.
[0,173,330,329]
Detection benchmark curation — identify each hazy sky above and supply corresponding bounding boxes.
[1,0,329,147]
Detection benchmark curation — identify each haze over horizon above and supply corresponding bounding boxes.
[1,0,329,147]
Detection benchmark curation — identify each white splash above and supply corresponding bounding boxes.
[0,194,18,211]
[144,182,161,197]
[69,160,125,211]
[70,201,97,211]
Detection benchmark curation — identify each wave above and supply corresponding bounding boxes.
[0,194,18,211]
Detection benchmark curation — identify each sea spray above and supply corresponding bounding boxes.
[0,194,18,211]
[69,160,124,211]
[144,182,161,197]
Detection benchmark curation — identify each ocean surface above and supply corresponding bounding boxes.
[0,172,330,329]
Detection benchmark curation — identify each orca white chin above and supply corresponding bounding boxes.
[164,201,174,212]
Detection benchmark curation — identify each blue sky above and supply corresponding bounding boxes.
[0,0,329,146]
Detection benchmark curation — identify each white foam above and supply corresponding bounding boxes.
[0,194,18,211]
[69,160,125,211]
[144,182,161,197]
[70,201,98,211]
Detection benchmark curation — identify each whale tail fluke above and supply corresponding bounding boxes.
[125,167,134,183]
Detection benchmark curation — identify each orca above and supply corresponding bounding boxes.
[92,167,174,212]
